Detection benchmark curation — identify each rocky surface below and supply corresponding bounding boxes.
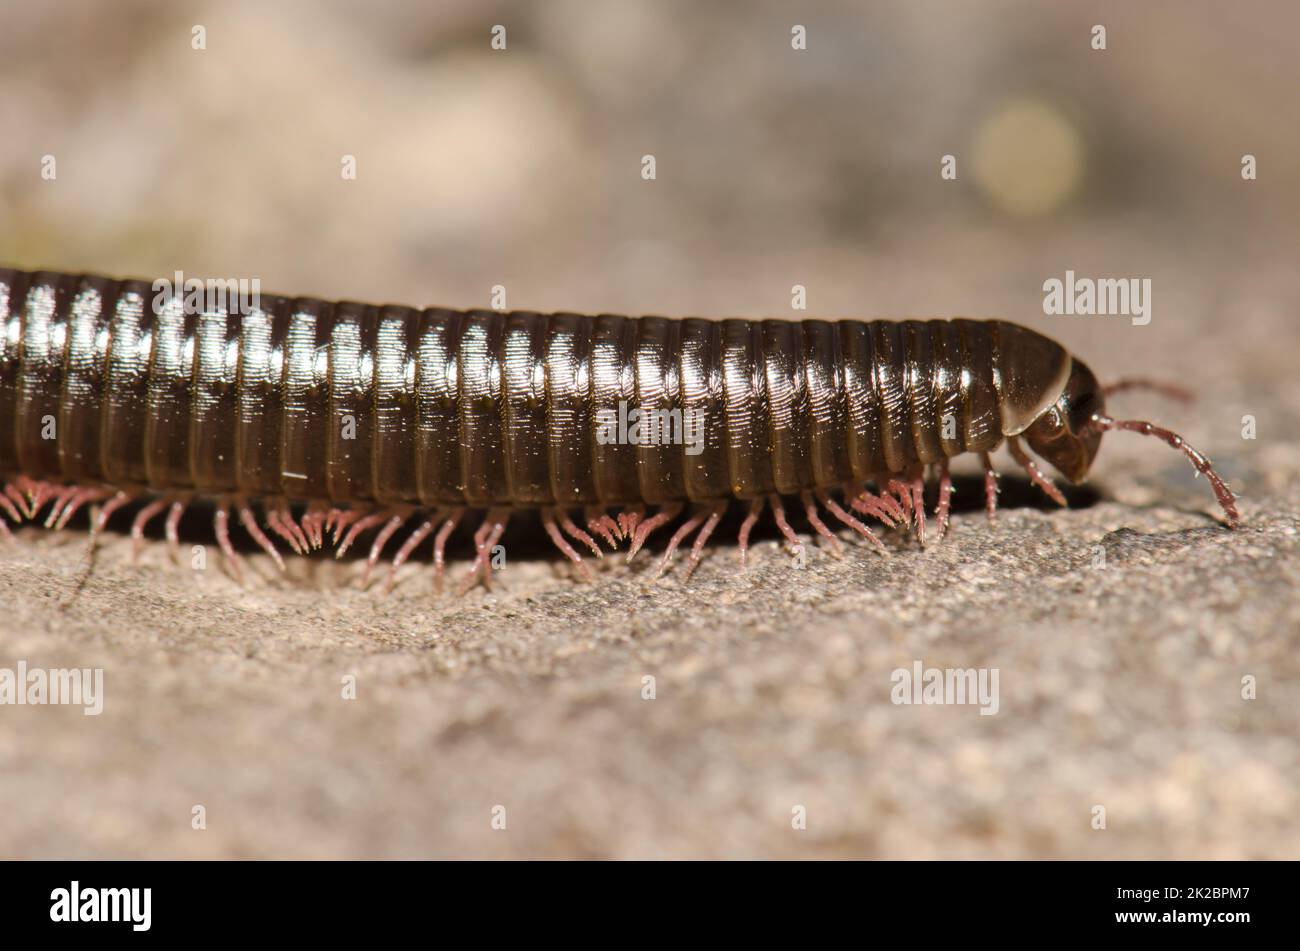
[1,1,1297,858]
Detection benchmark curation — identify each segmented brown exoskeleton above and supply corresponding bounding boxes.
[0,268,1239,590]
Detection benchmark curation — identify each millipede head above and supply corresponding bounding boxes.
[1020,357,1105,485]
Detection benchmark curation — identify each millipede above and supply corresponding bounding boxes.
[0,267,1239,592]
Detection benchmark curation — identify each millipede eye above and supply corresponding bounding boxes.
[1069,396,1097,432]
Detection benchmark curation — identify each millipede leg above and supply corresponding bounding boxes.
[129,497,171,560]
[908,470,927,546]
[627,503,682,562]
[213,504,244,583]
[17,477,54,520]
[327,509,364,545]
[737,496,765,568]
[165,500,187,562]
[432,508,464,594]
[555,508,602,557]
[335,508,393,559]
[265,507,299,555]
[267,499,310,554]
[300,500,330,550]
[1007,435,1068,507]
[886,478,914,528]
[362,512,407,586]
[238,499,285,571]
[681,503,726,580]
[542,508,595,582]
[767,493,804,556]
[654,506,711,579]
[816,489,885,553]
[801,489,843,557]
[981,452,1000,523]
[584,507,620,549]
[933,459,953,541]
[93,491,133,535]
[53,487,111,531]
[460,508,510,594]
[617,506,644,543]
[43,485,80,528]
[3,482,29,520]
[845,481,900,528]
[385,516,437,594]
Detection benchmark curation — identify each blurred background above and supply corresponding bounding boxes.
[2,0,1297,385]
[2,0,1297,860]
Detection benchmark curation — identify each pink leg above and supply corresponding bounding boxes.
[886,478,914,528]
[130,497,171,559]
[459,508,510,594]
[542,509,595,582]
[52,487,110,530]
[654,506,711,579]
[268,499,310,554]
[737,496,765,568]
[801,489,843,556]
[617,506,644,543]
[266,507,298,555]
[1007,435,1068,507]
[4,482,29,520]
[336,508,398,559]
[584,506,620,549]
[767,493,804,554]
[908,470,927,546]
[627,503,683,561]
[385,517,436,594]
[362,512,407,586]
[1091,414,1240,525]
[816,489,885,553]
[300,500,329,550]
[165,500,186,562]
[932,460,953,541]
[981,452,1000,523]
[17,477,55,520]
[42,485,80,528]
[214,504,244,583]
[846,481,901,527]
[238,500,285,571]
[0,483,18,538]
[555,508,601,557]
[681,503,726,580]
[432,508,464,594]
[332,509,364,544]
[93,491,133,535]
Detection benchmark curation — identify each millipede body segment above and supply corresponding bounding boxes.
[0,267,1240,589]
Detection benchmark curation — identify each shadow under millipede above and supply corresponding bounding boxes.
[26,474,1102,568]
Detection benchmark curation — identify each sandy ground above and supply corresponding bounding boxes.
[2,420,1297,859]
[2,1,1299,858]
